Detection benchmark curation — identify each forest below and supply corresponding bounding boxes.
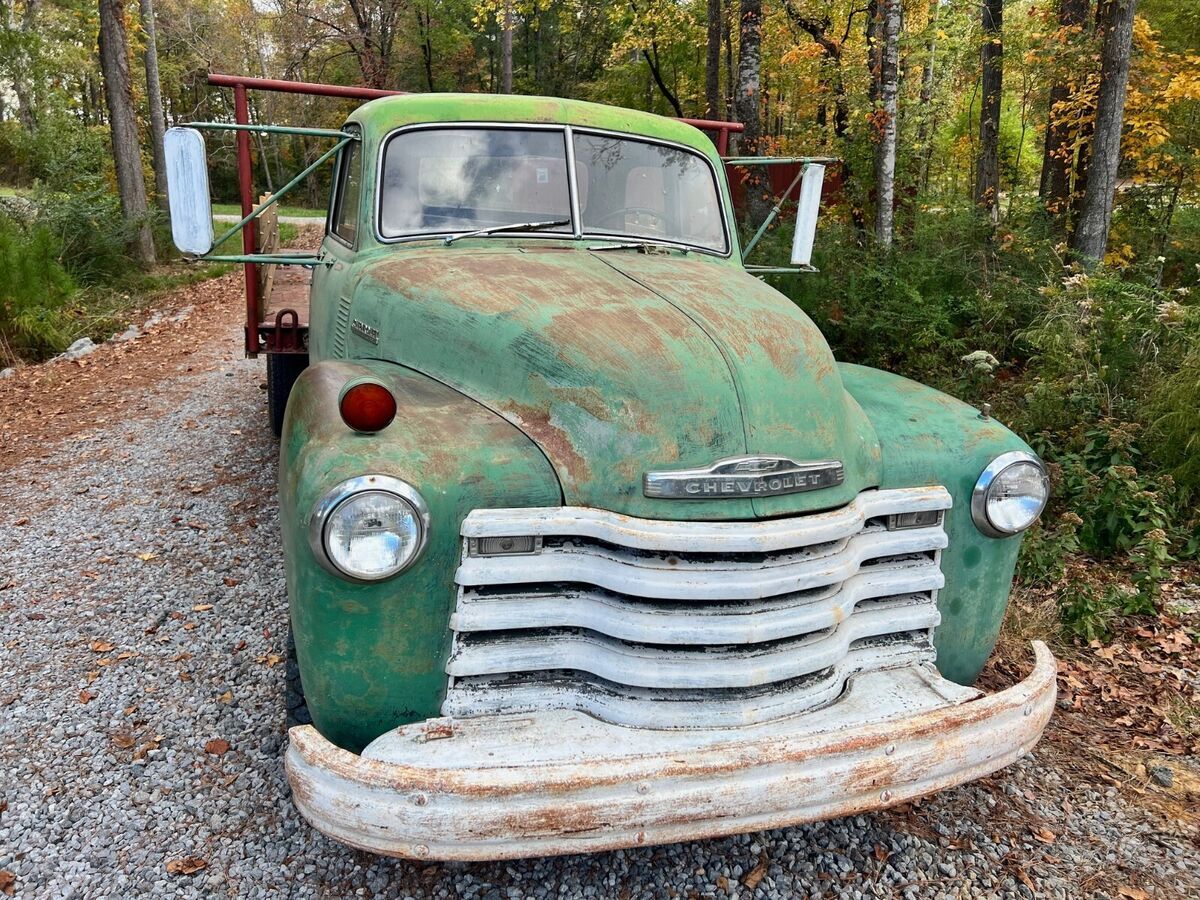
[1,0,1199,645]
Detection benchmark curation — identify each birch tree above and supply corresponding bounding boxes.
[873,0,900,247]
[1073,0,1139,263]
[734,0,770,223]
[98,0,156,266]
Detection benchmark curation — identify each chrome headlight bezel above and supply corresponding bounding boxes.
[308,475,430,581]
[970,451,1049,538]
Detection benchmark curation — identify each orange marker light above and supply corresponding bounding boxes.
[339,380,397,433]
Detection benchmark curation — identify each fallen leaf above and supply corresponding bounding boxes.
[204,738,231,756]
[13,518,28,527]
[1015,865,1037,894]
[0,870,14,896]
[111,731,136,749]
[166,857,208,876]
[216,690,233,704]
[265,653,283,668]
[1031,826,1056,844]
[136,552,158,562]
[78,690,96,704]
[192,604,214,612]
[873,844,889,862]
[1118,887,1149,900]
[89,640,115,653]
[743,855,768,890]
[223,577,240,587]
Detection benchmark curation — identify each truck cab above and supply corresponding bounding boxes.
[168,90,1055,861]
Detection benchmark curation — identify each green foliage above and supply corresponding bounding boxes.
[1058,582,1127,642]
[1016,517,1081,586]
[31,183,136,286]
[0,211,76,363]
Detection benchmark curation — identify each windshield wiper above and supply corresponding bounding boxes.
[587,241,687,254]
[443,219,570,245]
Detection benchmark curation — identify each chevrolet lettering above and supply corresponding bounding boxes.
[643,455,845,498]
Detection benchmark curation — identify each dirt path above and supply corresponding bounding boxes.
[0,263,1196,899]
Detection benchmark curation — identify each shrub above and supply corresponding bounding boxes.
[0,212,76,363]
[30,183,138,286]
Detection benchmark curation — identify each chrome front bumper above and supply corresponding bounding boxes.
[285,642,1056,861]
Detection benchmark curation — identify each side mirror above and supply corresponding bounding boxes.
[164,127,214,255]
[789,163,825,268]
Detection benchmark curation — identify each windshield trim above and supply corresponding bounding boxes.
[373,121,732,258]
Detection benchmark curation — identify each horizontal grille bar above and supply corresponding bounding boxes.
[457,526,945,601]
[447,601,941,689]
[443,638,937,729]
[452,562,943,645]
[460,486,951,553]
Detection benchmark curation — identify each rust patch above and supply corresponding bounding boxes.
[499,401,590,486]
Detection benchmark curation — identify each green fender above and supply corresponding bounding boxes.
[279,359,561,753]
[839,363,1033,685]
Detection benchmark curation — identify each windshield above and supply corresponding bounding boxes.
[379,126,727,253]
[380,128,573,239]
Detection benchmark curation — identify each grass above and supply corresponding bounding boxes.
[212,201,324,219]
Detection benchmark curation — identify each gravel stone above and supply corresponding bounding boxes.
[1,311,1196,899]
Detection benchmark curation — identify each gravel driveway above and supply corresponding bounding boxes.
[1,277,1196,899]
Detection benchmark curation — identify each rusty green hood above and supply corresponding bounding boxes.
[344,243,881,519]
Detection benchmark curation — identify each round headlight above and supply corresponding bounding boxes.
[971,451,1049,538]
[309,476,429,580]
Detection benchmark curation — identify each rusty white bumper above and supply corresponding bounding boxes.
[286,642,1055,861]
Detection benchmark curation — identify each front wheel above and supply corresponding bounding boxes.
[266,352,308,437]
[285,623,311,729]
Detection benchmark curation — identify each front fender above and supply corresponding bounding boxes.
[839,364,1034,685]
[280,360,562,753]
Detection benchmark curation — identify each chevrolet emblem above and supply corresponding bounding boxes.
[643,455,844,499]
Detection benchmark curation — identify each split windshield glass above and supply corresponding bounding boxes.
[379,126,727,253]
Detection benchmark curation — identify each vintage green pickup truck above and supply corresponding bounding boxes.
[165,82,1055,861]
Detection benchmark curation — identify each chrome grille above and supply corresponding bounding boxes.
[443,486,951,728]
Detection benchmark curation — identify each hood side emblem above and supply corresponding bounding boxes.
[644,455,844,499]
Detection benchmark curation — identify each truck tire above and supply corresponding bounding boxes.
[285,623,312,729]
[266,352,308,438]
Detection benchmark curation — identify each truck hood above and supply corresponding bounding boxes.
[351,246,880,520]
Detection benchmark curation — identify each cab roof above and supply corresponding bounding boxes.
[347,93,720,160]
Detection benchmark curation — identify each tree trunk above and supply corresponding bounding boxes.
[873,0,900,247]
[916,0,940,192]
[1039,0,1090,212]
[705,0,722,118]
[501,0,513,93]
[1072,0,1138,264]
[11,0,40,130]
[138,0,169,212]
[98,0,155,266]
[974,0,1003,220]
[867,0,882,103]
[734,0,770,224]
[724,0,734,120]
